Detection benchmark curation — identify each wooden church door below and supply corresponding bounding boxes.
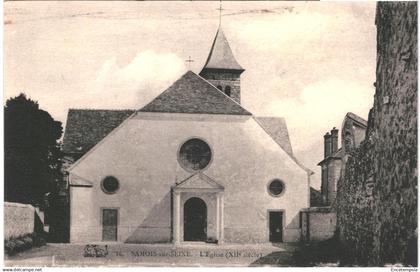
[269,211,283,242]
[184,197,207,241]
[102,209,118,241]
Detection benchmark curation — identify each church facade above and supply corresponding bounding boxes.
[63,27,313,244]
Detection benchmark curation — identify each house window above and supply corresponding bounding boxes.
[179,138,212,171]
[217,85,223,91]
[268,179,285,197]
[101,176,120,194]
[224,86,231,97]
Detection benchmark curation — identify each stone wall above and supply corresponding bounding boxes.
[336,140,375,264]
[4,202,35,240]
[301,207,336,242]
[336,2,417,266]
[372,2,418,265]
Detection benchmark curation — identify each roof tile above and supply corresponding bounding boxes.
[62,109,134,155]
[139,71,251,115]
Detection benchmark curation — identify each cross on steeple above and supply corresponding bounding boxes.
[185,56,194,69]
[217,0,224,27]
[199,16,245,104]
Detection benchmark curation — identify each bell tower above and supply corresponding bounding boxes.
[199,27,245,104]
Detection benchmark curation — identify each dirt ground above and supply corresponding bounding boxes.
[5,242,302,267]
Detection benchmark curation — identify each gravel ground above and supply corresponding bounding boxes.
[5,242,300,267]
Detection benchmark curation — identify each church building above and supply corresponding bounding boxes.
[63,27,313,244]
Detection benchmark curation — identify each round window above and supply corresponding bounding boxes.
[179,138,212,171]
[101,176,120,194]
[268,179,285,197]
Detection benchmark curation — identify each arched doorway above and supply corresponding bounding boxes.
[184,197,207,241]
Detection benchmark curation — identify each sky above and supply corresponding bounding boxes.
[4,1,377,189]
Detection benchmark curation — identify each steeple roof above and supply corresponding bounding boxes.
[201,27,244,72]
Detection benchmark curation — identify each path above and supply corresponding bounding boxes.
[5,242,300,267]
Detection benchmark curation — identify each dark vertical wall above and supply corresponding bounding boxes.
[336,2,417,266]
[324,133,332,158]
[372,1,417,265]
[321,166,328,205]
[319,128,342,206]
[330,128,339,154]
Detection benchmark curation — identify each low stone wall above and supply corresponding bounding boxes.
[4,202,35,240]
[301,207,336,242]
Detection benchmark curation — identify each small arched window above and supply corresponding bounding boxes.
[217,85,223,91]
[224,86,231,97]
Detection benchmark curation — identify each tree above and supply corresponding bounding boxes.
[4,93,63,206]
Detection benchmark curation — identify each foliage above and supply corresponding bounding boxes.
[4,232,46,256]
[4,93,63,206]
[47,195,70,243]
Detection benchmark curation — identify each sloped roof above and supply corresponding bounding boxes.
[62,109,134,155]
[254,116,313,175]
[255,116,294,156]
[332,148,345,158]
[68,173,93,187]
[175,172,224,190]
[317,147,345,166]
[346,112,368,127]
[200,27,244,72]
[139,71,251,115]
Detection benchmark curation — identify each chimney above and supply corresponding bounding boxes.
[324,132,332,158]
[331,127,339,154]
